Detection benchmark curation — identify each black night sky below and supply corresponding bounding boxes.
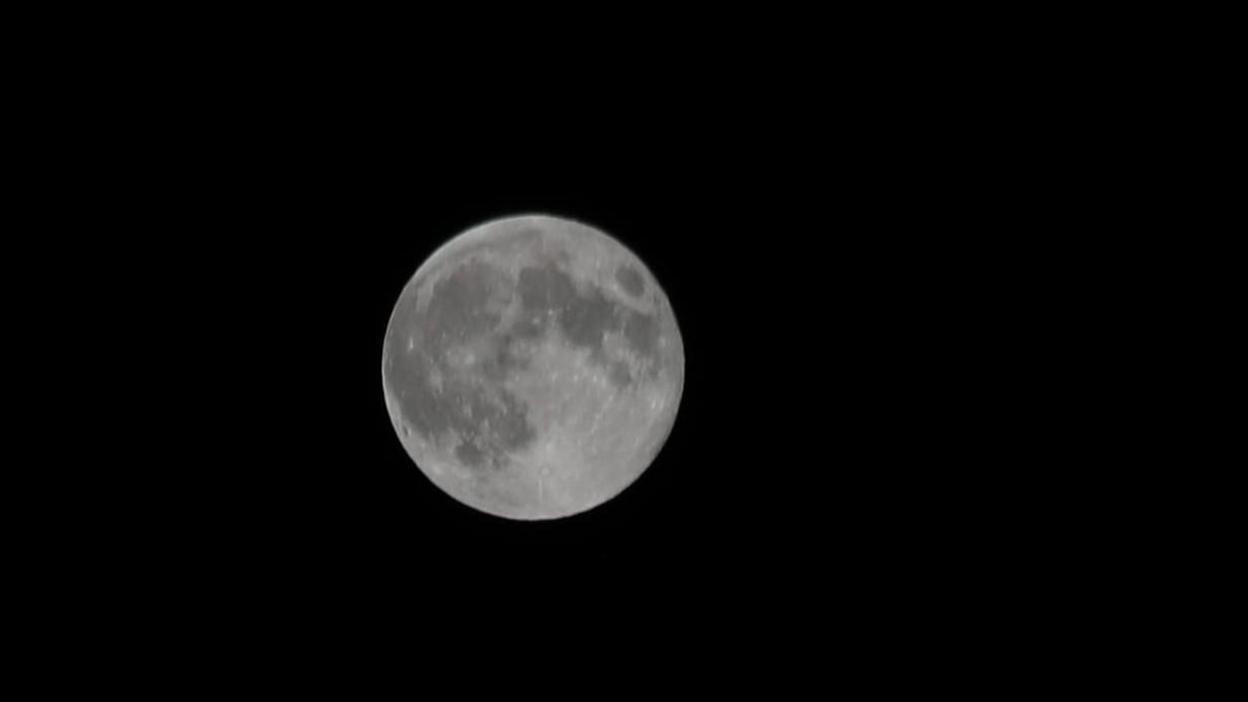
[77,62,1053,642]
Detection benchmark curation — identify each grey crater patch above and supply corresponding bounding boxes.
[615,263,645,297]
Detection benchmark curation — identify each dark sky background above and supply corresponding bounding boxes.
[62,59,1062,643]
[177,125,1018,618]
[241,151,812,580]
[22,14,1171,680]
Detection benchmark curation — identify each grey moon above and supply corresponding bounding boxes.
[380,215,684,520]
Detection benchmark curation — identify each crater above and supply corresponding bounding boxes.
[615,263,645,297]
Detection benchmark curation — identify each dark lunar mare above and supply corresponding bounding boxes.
[388,259,537,471]
[516,263,576,312]
[623,309,660,361]
[516,261,661,362]
[515,261,664,384]
[418,260,505,348]
[560,284,618,348]
[615,263,645,297]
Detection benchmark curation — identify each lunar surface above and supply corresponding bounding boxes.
[381,215,684,520]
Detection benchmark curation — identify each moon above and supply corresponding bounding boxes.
[381,215,684,519]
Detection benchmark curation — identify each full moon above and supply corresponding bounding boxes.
[381,215,684,519]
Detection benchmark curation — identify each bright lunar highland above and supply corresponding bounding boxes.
[381,215,684,519]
